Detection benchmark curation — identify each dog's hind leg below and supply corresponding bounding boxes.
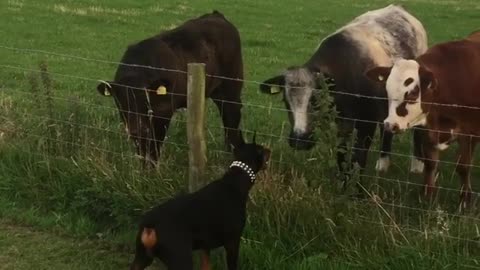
[130,254,153,270]
[224,238,240,270]
[163,243,193,270]
[130,228,156,270]
[130,239,154,270]
[200,250,211,270]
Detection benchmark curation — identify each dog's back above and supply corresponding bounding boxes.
[139,174,248,248]
[130,139,270,269]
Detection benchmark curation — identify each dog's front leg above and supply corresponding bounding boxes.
[224,238,240,270]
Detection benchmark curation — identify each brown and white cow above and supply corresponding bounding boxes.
[366,30,480,208]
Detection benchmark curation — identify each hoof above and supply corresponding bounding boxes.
[375,156,390,173]
[410,158,424,174]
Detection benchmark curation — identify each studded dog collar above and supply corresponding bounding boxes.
[229,161,256,183]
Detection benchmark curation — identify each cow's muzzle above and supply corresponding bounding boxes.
[384,121,401,134]
[288,131,315,150]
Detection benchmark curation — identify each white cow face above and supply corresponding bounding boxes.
[259,67,327,150]
[366,59,437,133]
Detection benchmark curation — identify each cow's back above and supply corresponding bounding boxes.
[420,40,480,112]
[341,5,427,60]
[114,11,242,100]
[160,11,242,74]
[467,30,480,43]
[160,11,243,94]
[306,5,426,119]
[315,5,426,71]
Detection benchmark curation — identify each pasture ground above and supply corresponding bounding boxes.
[1,0,480,269]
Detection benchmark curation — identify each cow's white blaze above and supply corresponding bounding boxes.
[283,68,315,135]
[287,86,312,134]
[384,59,426,131]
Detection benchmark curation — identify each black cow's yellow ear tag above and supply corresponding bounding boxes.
[378,75,385,82]
[104,89,111,96]
[270,86,281,94]
[156,86,167,95]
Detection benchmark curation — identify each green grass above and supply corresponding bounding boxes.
[0,220,130,270]
[1,0,480,269]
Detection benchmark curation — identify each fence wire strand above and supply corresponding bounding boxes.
[3,44,480,111]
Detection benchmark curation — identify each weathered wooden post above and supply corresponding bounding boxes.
[187,63,207,192]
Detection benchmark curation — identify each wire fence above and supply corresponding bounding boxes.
[2,45,480,187]
[1,42,480,252]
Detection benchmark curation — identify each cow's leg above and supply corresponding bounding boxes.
[151,113,173,161]
[375,124,393,173]
[212,84,245,150]
[456,135,476,209]
[352,121,377,193]
[142,111,173,167]
[336,118,355,188]
[411,128,425,173]
[421,140,439,200]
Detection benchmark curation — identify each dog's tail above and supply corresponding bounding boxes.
[140,227,157,249]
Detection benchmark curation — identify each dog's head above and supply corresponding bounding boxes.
[232,132,271,173]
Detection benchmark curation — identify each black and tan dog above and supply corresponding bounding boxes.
[130,133,270,270]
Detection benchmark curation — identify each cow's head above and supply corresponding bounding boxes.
[96,76,172,161]
[366,59,437,133]
[259,67,331,150]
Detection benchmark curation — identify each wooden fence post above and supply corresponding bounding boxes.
[187,63,207,193]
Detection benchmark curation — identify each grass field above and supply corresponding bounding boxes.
[1,0,480,269]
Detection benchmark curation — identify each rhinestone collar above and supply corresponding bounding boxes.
[229,161,256,183]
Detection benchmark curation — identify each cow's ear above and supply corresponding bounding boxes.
[97,80,112,96]
[419,65,437,91]
[365,66,392,83]
[259,75,285,95]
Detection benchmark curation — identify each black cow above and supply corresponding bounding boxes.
[97,11,244,165]
[259,5,428,187]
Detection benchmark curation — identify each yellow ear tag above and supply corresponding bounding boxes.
[104,89,111,96]
[378,75,385,81]
[270,86,281,94]
[156,86,167,95]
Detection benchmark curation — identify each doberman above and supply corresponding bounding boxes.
[130,132,271,269]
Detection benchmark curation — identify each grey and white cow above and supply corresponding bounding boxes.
[260,5,428,186]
